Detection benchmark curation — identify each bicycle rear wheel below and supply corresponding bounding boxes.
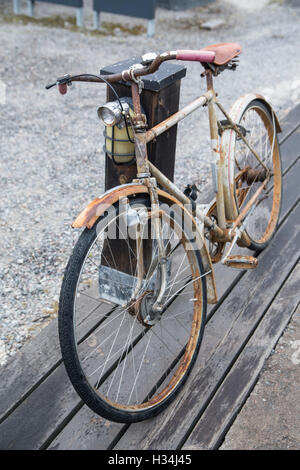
[224,99,282,250]
[59,195,207,423]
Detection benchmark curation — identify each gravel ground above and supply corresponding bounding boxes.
[0,0,300,365]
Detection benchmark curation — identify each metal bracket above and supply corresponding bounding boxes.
[128,64,145,94]
[217,120,248,137]
[201,60,239,78]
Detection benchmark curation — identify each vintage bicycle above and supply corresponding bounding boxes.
[46,43,282,423]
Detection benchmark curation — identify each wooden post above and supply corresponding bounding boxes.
[100,57,186,190]
[99,58,186,281]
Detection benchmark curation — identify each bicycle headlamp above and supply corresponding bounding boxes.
[97,98,133,165]
[97,99,130,127]
[97,97,146,165]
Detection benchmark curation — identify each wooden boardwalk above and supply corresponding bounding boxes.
[0,104,299,450]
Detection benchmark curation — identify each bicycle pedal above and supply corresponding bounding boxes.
[222,255,258,269]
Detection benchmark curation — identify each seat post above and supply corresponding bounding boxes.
[205,69,218,140]
[206,68,214,92]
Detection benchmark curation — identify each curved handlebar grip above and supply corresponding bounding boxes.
[45,82,56,90]
[176,50,215,63]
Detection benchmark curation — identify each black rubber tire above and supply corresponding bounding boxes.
[58,196,207,423]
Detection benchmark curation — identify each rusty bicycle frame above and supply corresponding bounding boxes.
[129,70,273,244]
[54,50,280,306]
[104,70,276,310]
[45,46,283,421]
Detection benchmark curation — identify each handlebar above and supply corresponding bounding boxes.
[45,49,216,93]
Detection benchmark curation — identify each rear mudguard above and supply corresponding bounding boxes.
[72,183,218,304]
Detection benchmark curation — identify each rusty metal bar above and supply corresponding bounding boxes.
[231,177,270,231]
[145,91,213,144]
[131,82,143,121]
[130,82,151,176]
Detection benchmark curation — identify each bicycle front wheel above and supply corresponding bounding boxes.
[59,195,207,423]
[224,99,282,250]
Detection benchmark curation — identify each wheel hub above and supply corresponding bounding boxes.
[129,290,162,326]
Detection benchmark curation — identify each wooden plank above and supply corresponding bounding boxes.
[0,254,200,450]
[92,0,155,19]
[0,290,113,424]
[280,126,300,172]
[45,257,253,450]
[47,280,204,450]
[0,279,104,419]
[0,361,82,450]
[0,301,120,450]
[44,145,300,450]
[182,262,300,450]
[49,405,123,450]
[278,103,300,143]
[0,318,61,424]
[113,202,300,449]
[281,157,300,216]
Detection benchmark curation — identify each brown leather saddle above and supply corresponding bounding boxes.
[202,42,242,66]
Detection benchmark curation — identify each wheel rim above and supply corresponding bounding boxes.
[233,105,281,245]
[72,200,204,412]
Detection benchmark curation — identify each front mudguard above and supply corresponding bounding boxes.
[72,183,218,304]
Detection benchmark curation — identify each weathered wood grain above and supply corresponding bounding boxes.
[0,291,107,423]
[45,253,253,450]
[0,301,117,449]
[280,127,300,172]
[0,255,203,449]
[278,104,300,144]
[113,202,299,449]
[182,262,300,450]
[44,128,300,450]
[52,153,299,450]
[281,157,300,216]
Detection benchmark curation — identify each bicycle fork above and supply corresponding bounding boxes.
[145,178,168,315]
[130,82,168,319]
